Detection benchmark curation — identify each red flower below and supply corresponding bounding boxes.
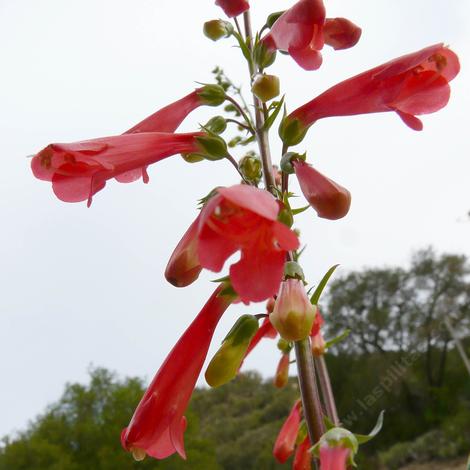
[31,132,202,206]
[165,214,202,287]
[262,0,326,71]
[293,161,351,220]
[293,436,312,470]
[274,353,290,388]
[319,445,350,470]
[121,285,233,461]
[282,44,459,143]
[197,184,299,302]
[310,308,324,337]
[273,400,302,463]
[310,309,326,356]
[323,18,362,51]
[215,0,249,18]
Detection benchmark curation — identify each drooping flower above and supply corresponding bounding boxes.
[274,353,290,388]
[215,0,249,18]
[121,285,233,461]
[273,400,302,463]
[31,131,227,206]
[319,445,350,470]
[294,436,312,470]
[165,215,202,287]
[280,44,460,144]
[270,278,316,341]
[262,0,326,71]
[323,18,362,51]
[293,160,351,220]
[197,184,300,302]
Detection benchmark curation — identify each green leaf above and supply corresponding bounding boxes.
[325,330,351,349]
[310,264,339,305]
[233,31,252,63]
[263,95,285,131]
[354,410,385,444]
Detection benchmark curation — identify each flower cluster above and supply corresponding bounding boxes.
[30,0,459,467]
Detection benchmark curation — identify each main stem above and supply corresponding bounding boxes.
[315,355,340,425]
[242,11,325,452]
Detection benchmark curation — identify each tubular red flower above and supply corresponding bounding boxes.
[273,400,301,463]
[215,0,249,18]
[121,285,233,461]
[310,308,324,337]
[197,184,299,302]
[293,161,351,220]
[262,0,326,71]
[319,445,350,470]
[323,18,362,50]
[286,44,459,135]
[294,436,312,470]
[165,215,202,287]
[274,353,290,388]
[31,132,202,206]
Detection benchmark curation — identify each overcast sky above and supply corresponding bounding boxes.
[1,0,469,439]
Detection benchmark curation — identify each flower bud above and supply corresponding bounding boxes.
[205,115,227,134]
[277,338,292,353]
[239,153,262,183]
[266,297,276,313]
[195,133,228,160]
[165,216,202,287]
[251,74,280,102]
[277,201,294,228]
[279,115,309,146]
[293,160,351,220]
[205,314,259,387]
[253,40,277,69]
[316,428,358,468]
[311,330,326,356]
[270,279,315,341]
[274,353,290,388]
[203,19,233,41]
[197,84,226,106]
[280,151,306,175]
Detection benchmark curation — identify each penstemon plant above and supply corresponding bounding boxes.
[30,0,459,468]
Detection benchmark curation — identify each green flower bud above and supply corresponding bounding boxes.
[196,134,228,161]
[198,84,226,106]
[279,116,309,146]
[205,115,227,134]
[239,153,262,182]
[181,153,205,163]
[277,338,292,353]
[251,74,280,103]
[280,152,307,174]
[253,41,277,69]
[205,315,259,387]
[203,19,233,41]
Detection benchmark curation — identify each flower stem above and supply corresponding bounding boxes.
[315,355,340,426]
[242,11,275,192]
[294,339,326,444]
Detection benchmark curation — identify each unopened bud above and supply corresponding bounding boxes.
[205,315,259,387]
[266,297,276,313]
[279,116,309,146]
[277,338,292,353]
[274,353,290,388]
[196,134,228,160]
[131,447,146,461]
[254,40,277,69]
[205,115,227,134]
[198,84,226,106]
[277,201,294,228]
[280,152,306,175]
[239,153,262,182]
[251,74,280,102]
[270,279,315,341]
[203,19,233,41]
[311,330,326,356]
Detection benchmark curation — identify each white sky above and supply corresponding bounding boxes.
[1,0,469,438]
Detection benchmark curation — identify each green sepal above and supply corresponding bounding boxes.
[196,131,228,160]
[354,411,385,444]
[280,151,306,174]
[291,205,310,215]
[296,420,308,445]
[323,415,336,431]
[197,84,226,106]
[204,115,227,134]
[310,264,339,305]
[232,31,252,63]
[266,10,285,28]
[277,338,293,353]
[284,261,305,281]
[279,115,309,146]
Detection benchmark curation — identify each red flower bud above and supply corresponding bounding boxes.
[270,279,315,341]
[165,215,202,287]
[293,160,351,220]
[273,400,301,463]
[215,0,249,18]
[274,353,290,388]
[323,18,362,51]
